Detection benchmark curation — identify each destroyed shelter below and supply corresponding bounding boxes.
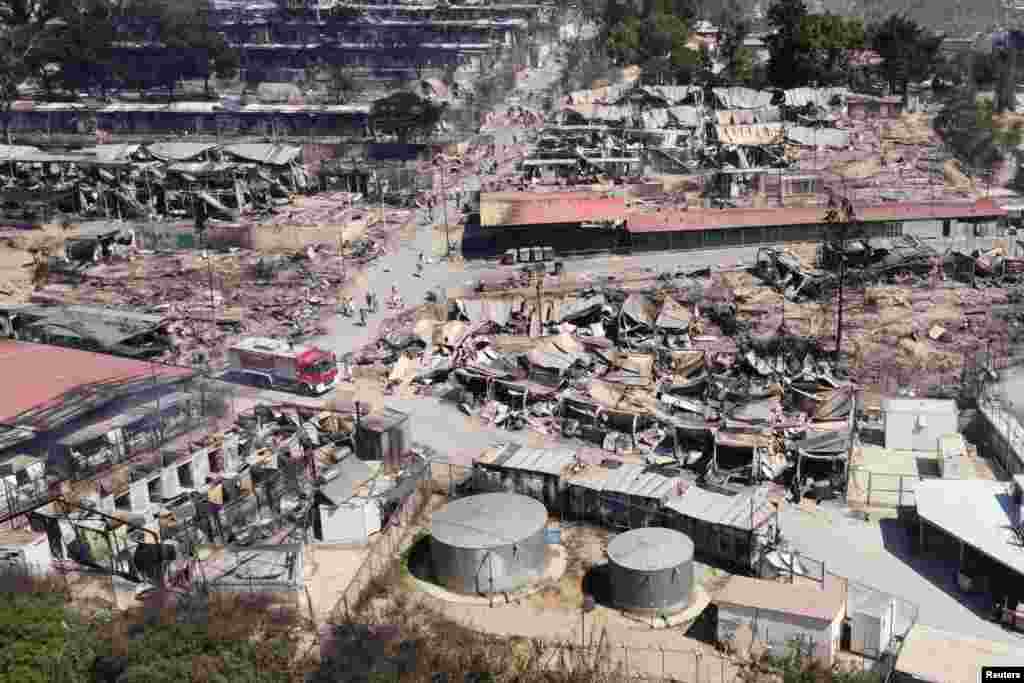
[0,141,309,226]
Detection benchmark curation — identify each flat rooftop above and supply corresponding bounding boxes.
[714,573,846,622]
[895,623,1024,683]
[627,199,1006,233]
[915,478,1024,575]
[0,341,193,427]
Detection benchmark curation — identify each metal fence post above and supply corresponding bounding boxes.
[866,471,872,506]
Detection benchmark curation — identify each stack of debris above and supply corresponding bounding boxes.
[0,142,309,225]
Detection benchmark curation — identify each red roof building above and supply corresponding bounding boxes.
[0,341,194,429]
[481,191,628,227]
[627,199,1006,234]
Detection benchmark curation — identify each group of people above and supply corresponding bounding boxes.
[338,254,427,326]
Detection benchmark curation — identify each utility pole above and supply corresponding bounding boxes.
[440,161,451,256]
[824,188,856,365]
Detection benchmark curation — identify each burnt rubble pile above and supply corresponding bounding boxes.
[0,142,309,223]
[30,240,386,365]
[356,276,859,497]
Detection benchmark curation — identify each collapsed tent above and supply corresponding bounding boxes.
[712,87,774,110]
[786,127,851,148]
[716,125,785,145]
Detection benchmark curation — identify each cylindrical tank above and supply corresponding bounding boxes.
[430,493,548,595]
[607,527,694,613]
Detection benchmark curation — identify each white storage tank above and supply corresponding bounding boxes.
[607,527,694,613]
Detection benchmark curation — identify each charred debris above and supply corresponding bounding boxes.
[359,232,1023,500]
[0,142,311,225]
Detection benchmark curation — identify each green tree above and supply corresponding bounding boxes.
[936,94,1022,191]
[0,590,69,683]
[869,13,943,98]
[608,16,643,64]
[133,0,239,99]
[305,58,359,104]
[370,92,446,143]
[0,0,69,141]
[765,0,809,88]
[798,13,865,84]
[718,0,754,84]
[48,0,118,97]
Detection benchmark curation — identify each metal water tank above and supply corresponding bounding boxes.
[430,493,548,595]
[607,527,694,613]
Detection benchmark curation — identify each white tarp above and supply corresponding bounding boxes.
[565,104,631,122]
[716,124,784,145]
[641,109,671,129]
[784,87,850,108]
[644,85,701,104]
[713,87,773,110]
[786,126,851,148]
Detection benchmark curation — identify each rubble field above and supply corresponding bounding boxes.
[346,238,1015,496]
[0,206,415,366]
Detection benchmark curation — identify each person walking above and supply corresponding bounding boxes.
[365,290,373,313]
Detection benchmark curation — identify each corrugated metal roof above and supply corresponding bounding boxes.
[499,446,576,475]
[663,486,765,529]
[567,462,678,499]
[628,199,1007,233]
[147,142,219,162]
[222,143,301,166]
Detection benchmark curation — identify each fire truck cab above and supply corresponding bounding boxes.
[227,337,338,396]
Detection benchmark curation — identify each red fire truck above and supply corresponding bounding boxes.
[226,337,338,395]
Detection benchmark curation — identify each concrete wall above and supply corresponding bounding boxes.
[716,603,839,664]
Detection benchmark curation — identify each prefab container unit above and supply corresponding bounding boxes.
[356,408,411,466]
[662,485,777,572]
[0,529,54,576]
[118,392,199,456]
[319,499,382,544]
[54,415,130,478]
[472,443,576,510]
[848,590,895,659]
[881,398,957,452]
[564,462,678,529]
[430,493,548,595]
[607,527,695,614]
[937,433,966,480]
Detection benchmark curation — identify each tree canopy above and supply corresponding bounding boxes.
[935,94,1023,187]
[765,0,865,87]
[606,7,702,84]
[128,0,239,97]
[869,13,943,97]
[717,0,754,85]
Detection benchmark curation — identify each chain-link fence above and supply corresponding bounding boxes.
[330,456,435,620]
